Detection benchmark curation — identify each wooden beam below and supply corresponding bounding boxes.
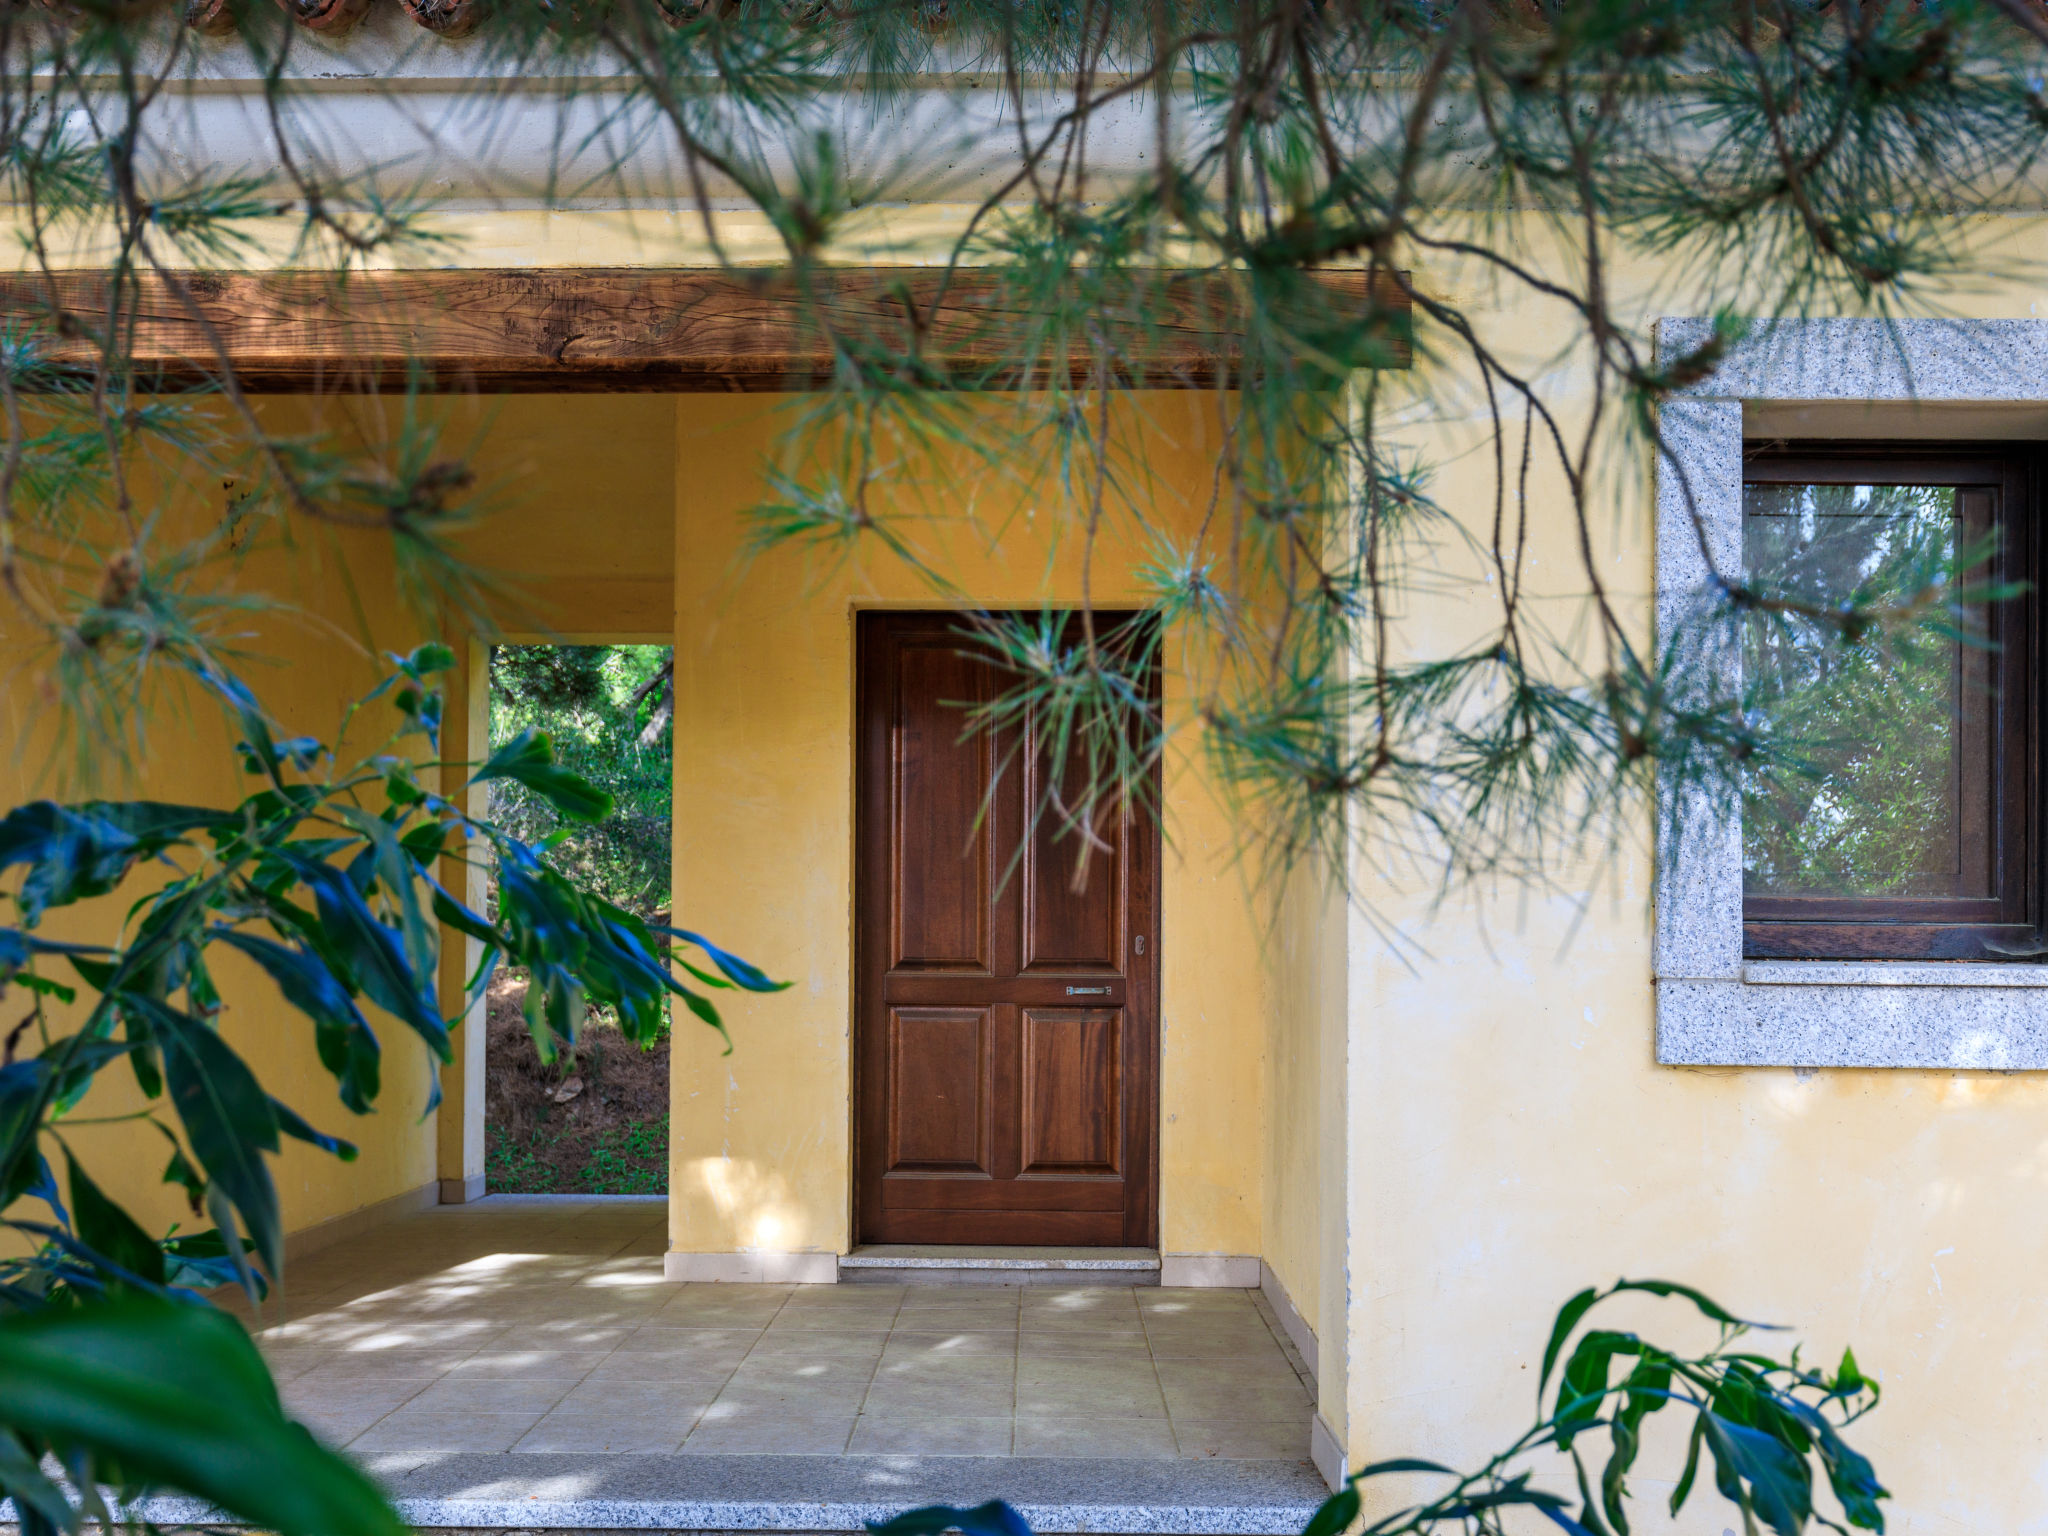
[0,267,1410,393]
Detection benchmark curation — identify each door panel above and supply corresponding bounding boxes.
[885,1008,993,1174]
[1019,1009,1121,1176]
[1021,750,1124,972]
[890,640,994,972]
[856,611,1159,1247]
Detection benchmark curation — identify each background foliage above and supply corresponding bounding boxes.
[488,645,674,922]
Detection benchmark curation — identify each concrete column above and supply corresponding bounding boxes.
[434,637,490,1204]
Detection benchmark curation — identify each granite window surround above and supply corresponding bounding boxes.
[1654,316,2048,1071]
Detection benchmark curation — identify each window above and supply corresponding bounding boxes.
[1741,443,2040,961]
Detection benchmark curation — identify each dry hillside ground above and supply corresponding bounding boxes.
[483,970,669,1193]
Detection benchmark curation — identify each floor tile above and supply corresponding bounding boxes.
[749,1327,891,1357]
[1013,1415,1178,1458]
[554,1377,727,1414]
[1023,1303,1143,1331]
[291,1404,408,1447]
[1154,1357,1310,1395]
[863,1360,1016,1417]
[882,1330,1018,1359]
[512,1412,698,1453]
[258,1347,335,1382]
[897,1292,1020,1314]
[1157,1377,1311,1421]
[282,1377,429,1419]
[399,1376,583,1414]
[583,1334,760,1377]
[291,1350,474,1382]
[1019,1328,1150,1355]
[511,1321,645,1349]
[445,1350,614,1379]
[1143,1322,1290,1358]
[770,1308,901,1333]
[1016,1355,1163,1387]
[349,1407,545,1453]
[849,1415,1015,1455]
[1138,1291,1262,1314]
[717,1355,879,1406]
[1014,1364,1166,1419]
[1171,1420,1311,1459]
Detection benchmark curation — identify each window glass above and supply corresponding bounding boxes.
[1741,481,1994,902]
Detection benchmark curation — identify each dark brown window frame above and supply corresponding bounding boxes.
[1741,441,2044,962]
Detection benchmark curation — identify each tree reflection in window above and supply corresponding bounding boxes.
[1742,481,1995,901]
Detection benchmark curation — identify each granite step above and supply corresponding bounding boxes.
[838,1245,1162,1287]
[93,1453,1329,1534]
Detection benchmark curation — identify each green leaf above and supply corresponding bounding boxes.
[1670,1414,1707,1518]
[271,1097,358,1161]
[0,1299,404,1536]
[0,1427,75,1534]
[867,1502,1032,1536]
[161,1228,267,1296]
[401,819,450,865]
[1784,1398,1889,1530]
[1556,1329,1640,1448]
[131,997,282,1277]
[1540,1286,1604,1402]
[430,881,498,944]
[1701,1411,1814,1536]
[1353,1457,1458,1477]
[284,855,450,1063]
[336,807,436,992]
[212,928,381,1114]
[0,1060,49,1209]
[402,642,457,676]
[661,925,790,992]
[201,672,285,782]
[1835,1345,1866,1396]
[1611,1279,1755,1332]
[471,729,614,822]
[0,804,139,925]
[157,1124,206,1214]
[1301,1484,1360,1536]
[64,1152,166,1288]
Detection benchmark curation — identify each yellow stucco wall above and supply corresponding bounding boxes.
[0,392,678,1246]
[668,390,1273,1261]
[0,397,441,1245]
[1334,235,2048,1532]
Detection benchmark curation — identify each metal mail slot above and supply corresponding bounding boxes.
[1065,985,1112,996]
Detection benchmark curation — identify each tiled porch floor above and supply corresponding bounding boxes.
[240,1197,1316,1464]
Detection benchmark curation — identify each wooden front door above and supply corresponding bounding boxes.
[855,612,1159,1247]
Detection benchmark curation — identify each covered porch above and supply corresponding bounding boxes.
[214,1197,1325,1532]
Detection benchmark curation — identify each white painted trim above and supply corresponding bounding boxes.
[1258,1260,1319,1391]
[439,1173,488,1205]
[664,1251,839,1284]
[1160,1253,1260,1287]
[1654,317,2048,1070]
[285,1181,438,1263]
[1310,1412,1347,1492]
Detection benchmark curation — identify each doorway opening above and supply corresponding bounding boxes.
[483,642,675,1194]
[853,611,1161,1248]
